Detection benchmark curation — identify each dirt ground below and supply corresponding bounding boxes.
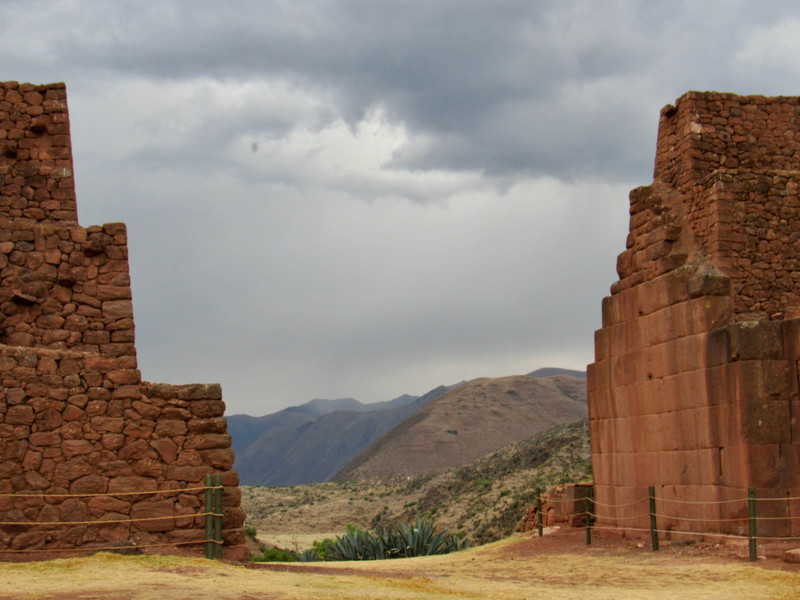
[2,526,799,600]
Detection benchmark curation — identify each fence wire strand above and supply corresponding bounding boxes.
[0,479,226,558]
[0,511,214,527]
[0,538,211,554]
[535,488,799,544]
[0,485,214,499]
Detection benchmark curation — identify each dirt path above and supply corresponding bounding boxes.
[2,528,799,600]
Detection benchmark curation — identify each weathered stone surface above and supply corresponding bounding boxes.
[187,417,227,434]
[90,416,124,433]
[132,460,164,478]
[100,433,125,450]
[23,470,50,490]
[29,431,61,446]
[166,465,210,483]
[177,384,222,401]
[131,499,175,532]
[200,448,235,470]
[119,439,157,461]
[5,405,34,425]
[10,529,45,550]
[131,400,160,420]
[154,419,187,437]
[150,438,178,464]
[62,439,93,458]
[55,457,93,481]
[87,495,130,517]
[0,81,244,560]
[184,433,231,450]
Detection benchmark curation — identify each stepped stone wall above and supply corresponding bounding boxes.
[0,81,247,559]
[588,91,800,539]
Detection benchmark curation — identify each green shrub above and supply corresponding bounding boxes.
[300,537,336,562]
[244,525,257,540]
[250,546,299,563]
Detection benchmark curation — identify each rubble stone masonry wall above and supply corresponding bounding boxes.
[0,81,247,559]
[588,92,800,539]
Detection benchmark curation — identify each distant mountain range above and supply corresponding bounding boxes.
[230,368,586,486]
[229,387,452,485]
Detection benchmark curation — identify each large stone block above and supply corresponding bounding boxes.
[729,320,785,361]
[176,383,222,402]
[131,499,175,532]
[644,341,679,381]
[108,476,158,497]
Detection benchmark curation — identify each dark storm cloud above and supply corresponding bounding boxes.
[4,0,800,413]
[18,0,795,184]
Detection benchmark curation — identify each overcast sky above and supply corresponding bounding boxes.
[4,1,800,415]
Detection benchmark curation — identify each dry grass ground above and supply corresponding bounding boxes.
[1,528,798,600]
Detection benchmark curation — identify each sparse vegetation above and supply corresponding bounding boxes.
[241,420,592,549]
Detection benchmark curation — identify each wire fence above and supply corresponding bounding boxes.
[533,486,800,561]
[0,473,225,560]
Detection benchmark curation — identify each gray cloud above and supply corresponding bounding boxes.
[3,1,800,413]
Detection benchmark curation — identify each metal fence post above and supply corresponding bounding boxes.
[214,473,223,559]
[536,490,543,537]
[648,486,659,551]
[585,494,593,545]
[748,488,757,562]
[204,474,214,559]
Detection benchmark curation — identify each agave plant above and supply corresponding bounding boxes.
[299,547,321,562]
[327,525,384,561]
[392,518,464,557]
[307,519,465,562]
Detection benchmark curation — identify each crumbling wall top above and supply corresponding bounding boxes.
[0,81,77,223]
[655,91,800,191]
[649,91,800,321]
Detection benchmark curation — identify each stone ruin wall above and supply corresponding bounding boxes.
[0,81,247,559]
[588,91,800,539]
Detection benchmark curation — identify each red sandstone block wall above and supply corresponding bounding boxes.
[0,82,246,559]
[589,92,800,540]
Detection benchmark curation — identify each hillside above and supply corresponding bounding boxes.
[332,374,587,482]
[402,419,591,544]
[241,419,592,548]
[231,387,449,485]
